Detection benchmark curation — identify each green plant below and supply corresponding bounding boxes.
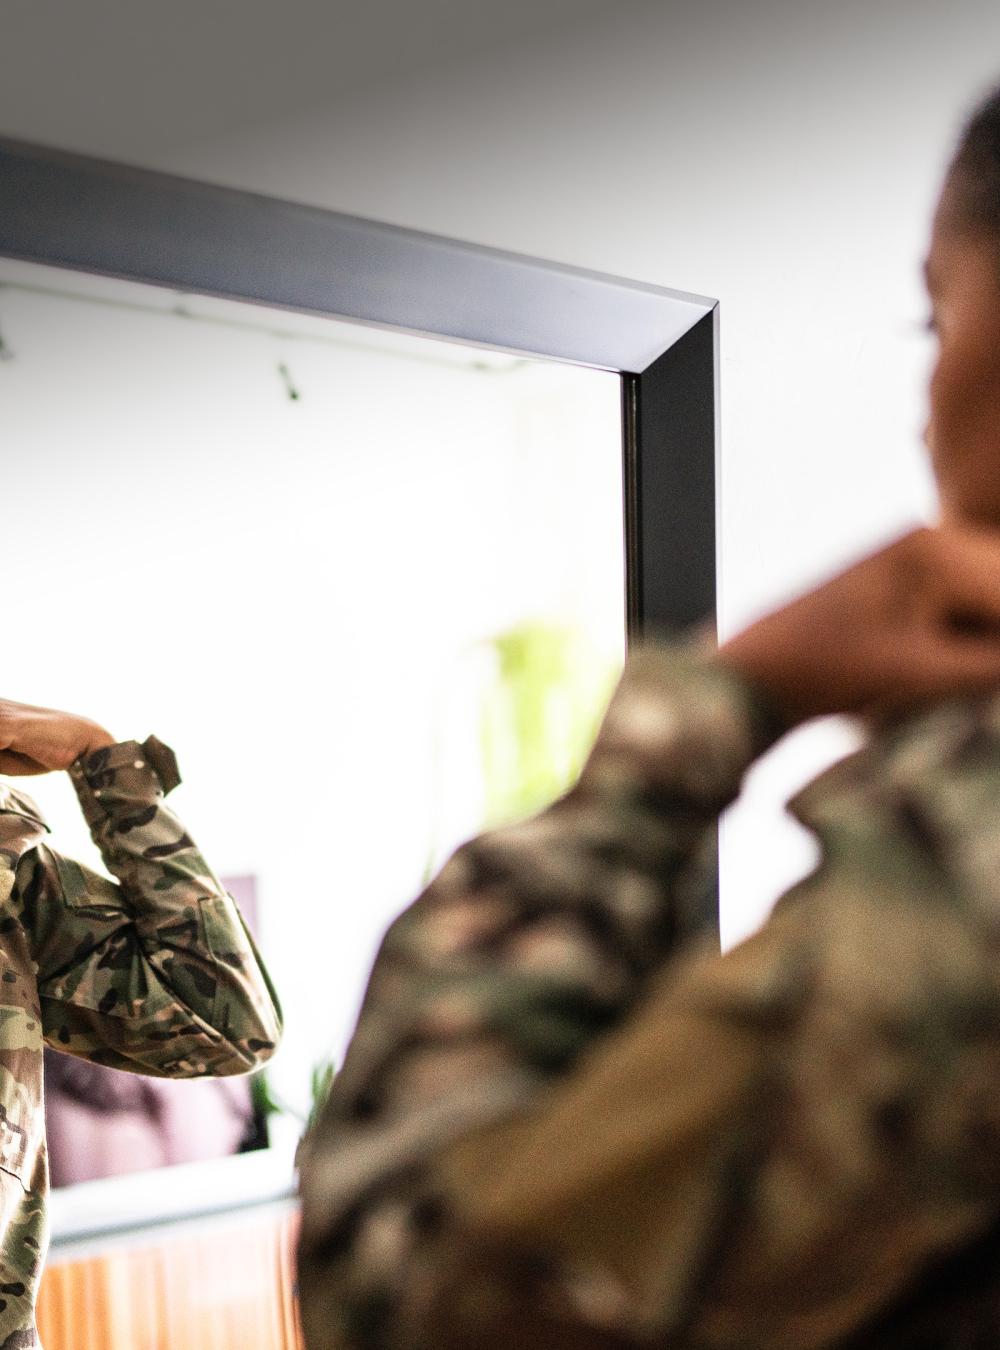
[305,1056,337,1134]
[478,622,619,826]
[297,621,618,1148]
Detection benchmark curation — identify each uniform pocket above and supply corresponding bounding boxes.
[50,852,122,919]
[0,1013,44,1191]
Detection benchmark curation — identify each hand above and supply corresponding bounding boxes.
[719,526,1000,726]
[0,699,115,776]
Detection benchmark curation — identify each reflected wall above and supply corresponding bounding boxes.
[0,257,625,1156]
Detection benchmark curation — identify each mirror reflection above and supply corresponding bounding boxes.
[0,257,625,1200]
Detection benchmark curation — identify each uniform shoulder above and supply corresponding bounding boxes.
[0,783,49,830]
[789,691,1000,830]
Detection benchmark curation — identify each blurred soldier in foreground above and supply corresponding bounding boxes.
[0,701,282,1343]
[298,85,1000,1349]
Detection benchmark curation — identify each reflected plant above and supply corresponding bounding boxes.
[477,621,619,828]
[305,1057,337,1135]
[251,1054,336,1151]
[294,1056,338,1170]
[298,622,618,1149]
[248,1067,284,1143]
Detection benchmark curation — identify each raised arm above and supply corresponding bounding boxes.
[0,700,281,1077]
[296,644,781,1348]
[297,527,1000,1350]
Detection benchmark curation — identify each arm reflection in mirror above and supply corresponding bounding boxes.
[0,701,282,1341]
[1,253,625,1238]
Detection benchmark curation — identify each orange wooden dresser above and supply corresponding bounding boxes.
[36,1200,304,1350]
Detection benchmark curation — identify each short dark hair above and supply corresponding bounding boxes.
[948,84,1000,235]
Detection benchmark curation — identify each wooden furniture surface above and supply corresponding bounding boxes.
[37,1201,304,1350]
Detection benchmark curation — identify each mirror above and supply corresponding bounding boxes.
[0,137,718,1243]
[1,255,625,1232]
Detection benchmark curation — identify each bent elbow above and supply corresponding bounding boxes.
[207,966,284,1075]
[216,1009,283,1076]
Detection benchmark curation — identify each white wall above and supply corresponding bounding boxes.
[6,0,999,940]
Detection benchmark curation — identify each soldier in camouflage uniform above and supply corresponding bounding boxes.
[0,697,282,1346]
[297,85,1000,1350]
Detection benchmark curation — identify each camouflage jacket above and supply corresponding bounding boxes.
[0,737,282,1346]
[298,644,1000,1350]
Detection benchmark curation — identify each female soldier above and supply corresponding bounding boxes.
[298,84,1000,1349]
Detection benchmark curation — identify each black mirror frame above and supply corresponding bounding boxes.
[0,136,719,1244]
[0,136,719,639]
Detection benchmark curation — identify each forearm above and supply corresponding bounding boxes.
[23,737,281,1074]
[297,644,782,1348]
[329,646,782,1105]
[299,525,1000,1349]
[339,693,1000,1350]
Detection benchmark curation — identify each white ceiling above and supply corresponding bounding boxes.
[0,0,615,161]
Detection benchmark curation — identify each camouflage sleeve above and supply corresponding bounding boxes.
[14,737,282,1077]
[301,676,1000,1350]
[405,696,1000,1350]
[297,643,785,1350]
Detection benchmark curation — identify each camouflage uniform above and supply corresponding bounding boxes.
[298,643,1000,1350]
[0,736,282,1346]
